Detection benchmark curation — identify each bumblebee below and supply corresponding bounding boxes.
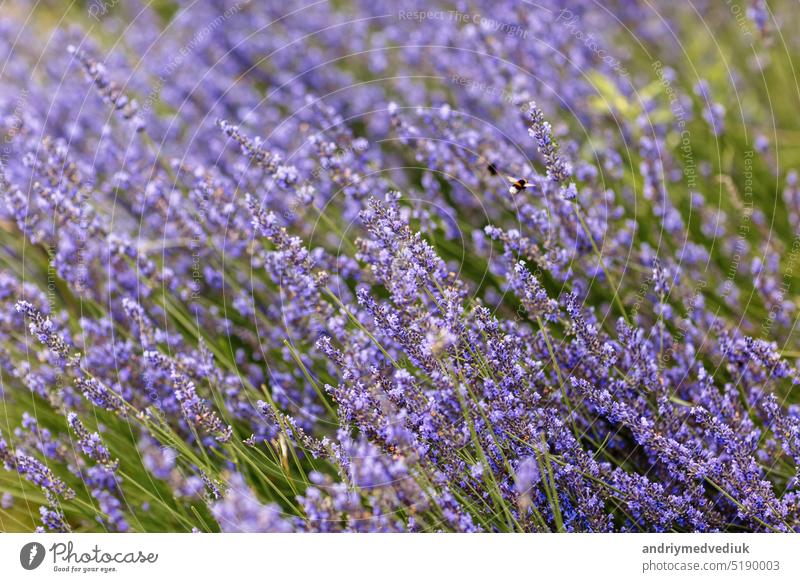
[507,176,533,194]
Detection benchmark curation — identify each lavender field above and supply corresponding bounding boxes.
[1,0,798,533]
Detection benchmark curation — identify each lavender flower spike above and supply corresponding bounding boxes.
[15,301,80,367]
[527,102,571,184]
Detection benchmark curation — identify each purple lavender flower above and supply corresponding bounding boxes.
[509,260,558,321]
[0,0,798,535]
[39,505,69,532]
[1,492,13,510]
[143,350,232,443]
[68,45,144,131]
[15,301,79,367]
[211,473,294,532]
[67,413,113,466]
[515,456,542,495]
[74,377,126,415]
[527,102,571,184]
[1,432,75,500]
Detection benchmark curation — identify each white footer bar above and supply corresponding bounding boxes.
[1,533,798,581]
